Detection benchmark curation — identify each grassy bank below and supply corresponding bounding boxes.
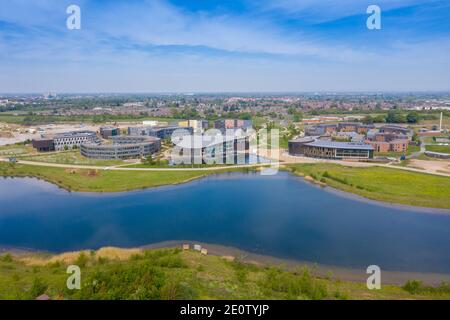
[1,247,449,300]
[426,145,450,154]
[285,164,450,209]
[18,150,124,166]
[1,161,449,208]
[0,162,241,192]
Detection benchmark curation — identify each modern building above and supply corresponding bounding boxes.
[80,136,161,160]
[371,139,409,153]
[379,125,411,136]
[289,138,374,160]
[32,138,55,152]
[100,126,120,139]
[178,120,209,132]
[337,122,360,132]
[214,119,252,132]
[32,131,100,151]
[172,134,250,165]
[128,125,193,139]
[305,124,337,136]
[53,131,99,151]
[304,123,374,136]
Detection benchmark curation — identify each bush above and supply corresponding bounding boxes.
[75,252,89,268]
[28,278,48,299]
[403,280,424,294]
[0,253,13,263]
[262,267,328,300]
[160,280,198,300]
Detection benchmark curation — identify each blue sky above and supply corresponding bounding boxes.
[0,0,449,92]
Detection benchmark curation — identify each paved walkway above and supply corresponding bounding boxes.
[1,156,450,177]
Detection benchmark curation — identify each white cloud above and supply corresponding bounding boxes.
[255,0,431,22]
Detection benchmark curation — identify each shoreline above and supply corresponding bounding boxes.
[293,174,450,215]
[2,168,449,213]
[3,241,450,286]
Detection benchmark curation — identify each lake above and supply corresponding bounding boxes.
[0,172,449,273]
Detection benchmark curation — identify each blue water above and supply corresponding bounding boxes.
[0,172,449,273]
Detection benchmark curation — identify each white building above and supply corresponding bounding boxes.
[53,131,98,150]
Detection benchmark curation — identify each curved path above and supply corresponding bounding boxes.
[1,156,450,177]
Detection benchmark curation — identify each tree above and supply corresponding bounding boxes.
[406,111,420,124]
[362,115,374,124]
[386,110,406,123]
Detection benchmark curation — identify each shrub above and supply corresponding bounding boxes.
[403,280,423,294]
[29,278,48,299]
[0,253,13,263]
[75,252,89,268]
[160,280,198,300]
[262,267,328,300]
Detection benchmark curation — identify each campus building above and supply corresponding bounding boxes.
[289,138,374,160]
[379,125,411,136]
[32,131,100,152]
[178,120,209,132]
[172,134,250,165]
[304,123,374,136]
[100,126,120,139]
[32,138,55,152]
[214,119,252,133]
[128,125,193,139]
[80,136,161,160]
[370,139,409,153]
[304,124,337,136]
[53,131,99,151]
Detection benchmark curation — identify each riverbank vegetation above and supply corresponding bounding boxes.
[0,162,240,192]
[1,247,448,300]
[426,145,450,154]
[285,164,450,209]
[0,161,449,208]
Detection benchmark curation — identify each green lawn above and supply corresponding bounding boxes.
[1,248,448,300]
[0,114,26,123]
[0,143,33,156]
[285,163,450,209]
[19,150,124,166]
[0,162,242,192]
[426,144,450,154]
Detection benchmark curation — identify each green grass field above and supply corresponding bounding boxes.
[426,144,450,154]
[285,164,450,209]
[0,143,33,156]
[1,248,448,300]
[0,162,241,192]
[19,150,124,166]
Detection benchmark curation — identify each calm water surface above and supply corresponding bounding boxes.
[0,173,449,273]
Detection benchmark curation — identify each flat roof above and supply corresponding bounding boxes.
[305,140,374,150]
[289,137,316,143]
[54,130,96,138]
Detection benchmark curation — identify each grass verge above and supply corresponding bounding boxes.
[285,163,450,209]
[0,162,244,192]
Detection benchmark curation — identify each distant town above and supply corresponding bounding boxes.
[0,92,448,167]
